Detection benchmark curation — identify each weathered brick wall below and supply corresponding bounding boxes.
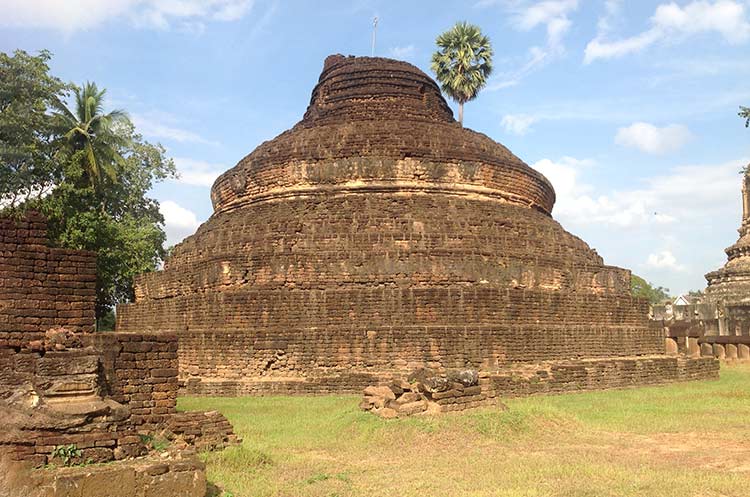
[19,454,207,497]
[132,197,627,302]
[121,287,650,333]
[0,212,96,345]
[0,345,144,466]
[484,356,719,397]
[1,333,237,466]
[83,333,180,429]
[175,323,663,393]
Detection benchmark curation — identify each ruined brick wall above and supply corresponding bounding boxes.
[0,344,144,466]
[17,454,207,497]
[1,332,237,466]
[121,287,650,334]
[0,212,96,345]
[83,333,180,429]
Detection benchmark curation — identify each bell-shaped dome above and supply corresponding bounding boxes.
[210,55,555,217]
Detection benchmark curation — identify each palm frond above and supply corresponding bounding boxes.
[431,21,494,109]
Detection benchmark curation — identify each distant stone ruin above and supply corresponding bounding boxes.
[661,166,750,361]
[115,54,718,395]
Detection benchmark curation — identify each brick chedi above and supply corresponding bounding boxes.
[705,168,750,307]
[696,166,750,358]
[117,55,718,394]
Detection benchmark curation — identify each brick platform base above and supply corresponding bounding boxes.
[181,355,718,397]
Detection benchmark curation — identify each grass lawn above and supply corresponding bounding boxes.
[179,363,750,497]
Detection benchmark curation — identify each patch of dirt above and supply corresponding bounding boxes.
[556,431,750,474]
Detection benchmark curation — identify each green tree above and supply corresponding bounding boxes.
[431,21,493,126]
[52,82,130,198]
[41,120,175,320]
[0,50,69,208]
[1,50,176,322]
[631,274,671,305]
[740,105,749,127]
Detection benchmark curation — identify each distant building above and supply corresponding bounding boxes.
[672,294,703,306]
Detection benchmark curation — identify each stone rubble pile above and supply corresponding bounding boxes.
[360,368,504,418]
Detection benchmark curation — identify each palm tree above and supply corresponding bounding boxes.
[431,22,493,126]
[52,82,130,193]
[741,105,749,128]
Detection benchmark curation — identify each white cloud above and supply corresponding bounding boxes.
[532,157,745,229]
[532,156,747,292]
[390,45,416,59]
[131,113,217,145]
[596,0,623,35]
[0,0,254,33]
[614,122,693,155]
[172,157,227,187]
[646,250,686,271]
[584,30,662,63]
[160,200,201,247]
[585,0,750,63]
[213,0,254,21]
[652,0,750,43]
[486,0,579,90]
[516,0,577,30]
[501,113,539,135]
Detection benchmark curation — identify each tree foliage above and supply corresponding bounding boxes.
[52,82,131,196]
[431,21,493,126]
[1,50,176,321]
[0,50,69,207]
[631,274,671,305]
[740,105,750,128]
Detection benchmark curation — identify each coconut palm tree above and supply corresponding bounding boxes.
[431,22,493,126]
[52,82,130,193]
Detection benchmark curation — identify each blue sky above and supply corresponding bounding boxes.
[2,0,749,294]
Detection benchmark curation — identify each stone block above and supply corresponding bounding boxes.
[687,338,700,357]
[51,465,137,497]
[378,408,398,419]
[150,368,178,378]
[363,386,395,401]
[725,344,738,360]
[665,338,678,355]
[395,392,421,404]
[713,344,726,359]
[739,344,750,360]
[398,401,427,416]
[38,354,99,376]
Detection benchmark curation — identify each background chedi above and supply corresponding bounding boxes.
[117,55,699,394]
